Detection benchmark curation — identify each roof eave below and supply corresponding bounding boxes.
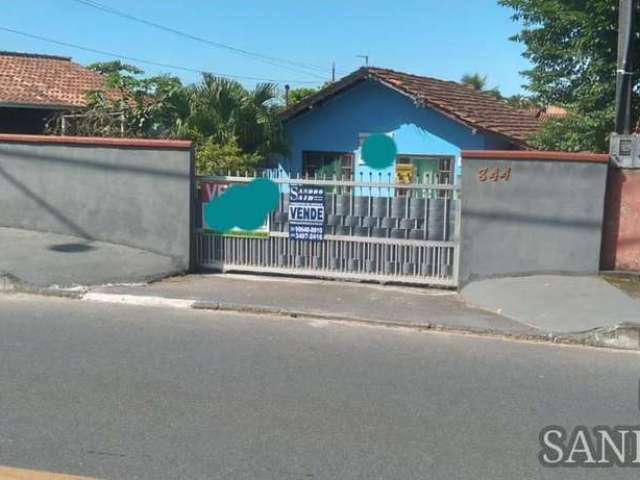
[0,101,83,110]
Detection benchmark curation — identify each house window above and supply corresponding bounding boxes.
[302,151,353,179]
[395,155,454,185]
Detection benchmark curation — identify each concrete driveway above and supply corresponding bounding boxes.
[0,227,184,288]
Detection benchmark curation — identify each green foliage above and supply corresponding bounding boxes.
[460,72,504,100]
[505,94,537,109]
[287,87,319,105]
[48,62,188,138]
[531,107,615,152]
[195,136,261,175]
[49,63,288,171]
[88,60,143,76]
[499,0,640,152]
[179,74,288,166]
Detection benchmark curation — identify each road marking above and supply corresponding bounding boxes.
[0,465,100,480]
[82,292,194,309]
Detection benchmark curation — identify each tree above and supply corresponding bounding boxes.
[499,0,640,152]
[178,74,288,174]
[47,62,288,173]
[195,136,261,174]
[48,61,188,138]
[461,73,504,100]
[505,94,536,109]
[287,86,319,106]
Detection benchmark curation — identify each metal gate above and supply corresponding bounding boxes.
[194,172,460,287]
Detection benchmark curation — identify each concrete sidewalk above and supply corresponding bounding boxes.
[0,227,183,288]
[86,273,640,350]
[91,274,534,335]
[461,275,640,334]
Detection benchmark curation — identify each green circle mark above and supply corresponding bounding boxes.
[361,134,397,170]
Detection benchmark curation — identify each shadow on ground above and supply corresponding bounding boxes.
[0,227,184,288]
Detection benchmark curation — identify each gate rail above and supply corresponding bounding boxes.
[194,172,460,287]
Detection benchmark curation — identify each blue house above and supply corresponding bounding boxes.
[279,67,541,184]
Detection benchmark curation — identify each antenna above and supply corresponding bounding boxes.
[356,55,369,66]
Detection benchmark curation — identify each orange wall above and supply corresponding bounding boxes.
[602,168,640,271]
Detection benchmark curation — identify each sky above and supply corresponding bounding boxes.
[2,0,532,96]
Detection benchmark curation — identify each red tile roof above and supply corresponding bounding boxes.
[282,67,542,148]
[0,51,108,108]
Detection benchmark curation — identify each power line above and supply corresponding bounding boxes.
[0,26,325,85]
[70,0,332,79]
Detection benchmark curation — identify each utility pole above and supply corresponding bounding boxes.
[614,0,636,134]
[610,0,639,168]
[332,62,336,82]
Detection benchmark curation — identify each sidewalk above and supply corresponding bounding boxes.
[83,273,640,351]
[90,273,533,335]
[461,275,640,333]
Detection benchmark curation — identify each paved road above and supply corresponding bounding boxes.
[0,295,638,480]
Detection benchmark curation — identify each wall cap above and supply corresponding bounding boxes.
[462,150,609,163]
[0,134,193,150]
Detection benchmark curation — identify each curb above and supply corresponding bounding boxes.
[572,322,640,351]
[0,274,85,299]
[2,282,639,352]
[192,300,640,352]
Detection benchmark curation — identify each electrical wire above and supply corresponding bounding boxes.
[0,26,325,85]
[70,0,332,79]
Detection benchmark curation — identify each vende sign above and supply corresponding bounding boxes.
[289,205,324,222]
[289,185,325,241]
[199,180,269,236]
[200,181,229,202]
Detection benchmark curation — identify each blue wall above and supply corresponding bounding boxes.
[282,79,516,180]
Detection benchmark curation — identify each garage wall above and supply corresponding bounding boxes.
[459,151,609,285]
[0,135,193,269]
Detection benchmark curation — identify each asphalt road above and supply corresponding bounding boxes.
[0,294,638,480]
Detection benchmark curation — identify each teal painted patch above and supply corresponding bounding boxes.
[204,178,279,232]
[361,134,397,169]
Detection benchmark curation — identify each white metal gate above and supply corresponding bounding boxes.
[194,172,460,287]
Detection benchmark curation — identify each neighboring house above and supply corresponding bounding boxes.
[0,51,107,134]
[280,67,541,183]
[530,104,568,121]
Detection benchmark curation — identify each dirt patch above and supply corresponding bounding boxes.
[602,273,640,299]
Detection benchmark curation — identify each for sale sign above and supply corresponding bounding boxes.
[200,180,269,237]
[289,186,324,241]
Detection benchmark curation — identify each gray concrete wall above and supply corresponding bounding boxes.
[0,137,193,269]
[460,152,609,285]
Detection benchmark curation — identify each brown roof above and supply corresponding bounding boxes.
[282,67,542,148]
[529,105,568,121]
[0,51,108,109]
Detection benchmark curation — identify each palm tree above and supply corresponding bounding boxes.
[178,74,288,173]
[461,73,503,100]
[461,73,488,91]
[180,74,286,155]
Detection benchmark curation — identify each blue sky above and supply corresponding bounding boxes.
[2,0,531,95]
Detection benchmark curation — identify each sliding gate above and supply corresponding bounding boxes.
[194,173,460,287]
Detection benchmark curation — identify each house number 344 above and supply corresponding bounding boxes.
[477,167,511,182]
